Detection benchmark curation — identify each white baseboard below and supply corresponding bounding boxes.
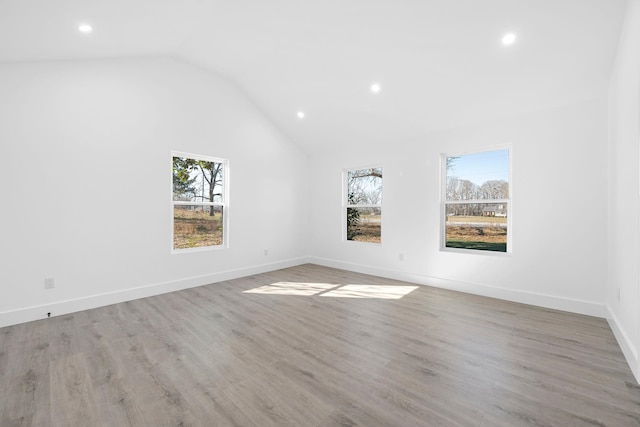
[606,306,640,383]
[0,257,310,329]
[309,256,606,318]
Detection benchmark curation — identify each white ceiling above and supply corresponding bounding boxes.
[0,0,628,153]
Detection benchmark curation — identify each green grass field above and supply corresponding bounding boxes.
[445,240,507,252]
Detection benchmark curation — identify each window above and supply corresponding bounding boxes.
[345,167,383,243]
[442,148,510,253]
[172,152,228,252]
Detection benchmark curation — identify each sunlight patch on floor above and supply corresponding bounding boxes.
[320,285,419,299]
[243,282,338,296]
[243,282,418,299]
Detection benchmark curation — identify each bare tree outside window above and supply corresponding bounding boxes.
[172,154,227,251]
[346,167,382,243]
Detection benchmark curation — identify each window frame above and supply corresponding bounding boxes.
[343,165,383,245]
[171,151,229,254]
[440,146,512,255]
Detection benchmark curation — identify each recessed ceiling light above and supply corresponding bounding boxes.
[297,111,305,119]
[502,33,516,45]
[371,83,381,93]
[78,24,93,34]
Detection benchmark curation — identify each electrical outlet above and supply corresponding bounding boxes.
[44,277,55,289]
[617,288,620,302]
[264,249,268,256]
[399,253,404,261]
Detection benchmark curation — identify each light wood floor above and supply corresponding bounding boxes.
[1,264,639,426]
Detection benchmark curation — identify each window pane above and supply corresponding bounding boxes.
[445,203,507,252]
[446,149,509,201]
[347,168,382,205]
[173,205,223,249]
[172,157,223,203]
[347,207,381,243]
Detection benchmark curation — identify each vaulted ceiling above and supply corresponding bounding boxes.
[0,0,628,153]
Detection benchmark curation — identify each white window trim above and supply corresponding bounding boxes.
[440,145,512,255]
[171,151,229,254]
[343,165,383,245]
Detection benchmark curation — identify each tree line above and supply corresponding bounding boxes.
[347,168,382,240]
[446,178,509,217]
[446,178,509,201]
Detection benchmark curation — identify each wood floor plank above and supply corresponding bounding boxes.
[274,355,433,427]
[1,336,51,426]
[49,353,98,426]
[224,367,334,427]
[155,353,260,427]
[1,264,639,426]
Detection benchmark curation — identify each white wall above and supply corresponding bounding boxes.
[309,98,608,317]
[607,0,640,382]
[0,57,309,327]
